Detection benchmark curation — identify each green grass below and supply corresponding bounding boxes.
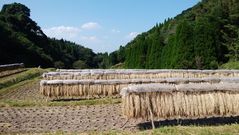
[0,68,45,89]
[148,124,239,135]
[23,124,239,135]
[111,63,125,69]
[220,61,239,69]
[0,98,121,107]
[48,98,121,106]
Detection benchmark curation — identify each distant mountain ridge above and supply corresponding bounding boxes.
[107,0,239,69]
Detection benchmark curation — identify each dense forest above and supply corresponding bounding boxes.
[107,0,239,69]
[0,3,105,68]
[1,1,239,69]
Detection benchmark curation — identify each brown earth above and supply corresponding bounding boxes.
[0,80,46,101]
[0,79,146,134]
[0,104,145,134]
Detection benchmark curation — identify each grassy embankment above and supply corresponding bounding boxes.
[0,68,44,91]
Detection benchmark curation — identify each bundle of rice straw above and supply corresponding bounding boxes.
[43,70,239,80]
[40,77,239,98]
[120,83,239,120]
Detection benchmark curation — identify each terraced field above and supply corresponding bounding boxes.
[0,105,143,133]
[0,69,143,133]
[0,78,44,102]
[1,68,239,134]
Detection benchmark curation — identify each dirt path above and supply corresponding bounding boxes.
[0,104,144,133]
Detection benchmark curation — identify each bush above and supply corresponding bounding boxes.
[220,61,239,69]
[209,60,218,69]
[54,61,65,69]
[73,60,88,69]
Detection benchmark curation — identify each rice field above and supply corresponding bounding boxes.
[1,68,239,134]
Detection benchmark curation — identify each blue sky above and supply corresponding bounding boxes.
[0,0,200,53]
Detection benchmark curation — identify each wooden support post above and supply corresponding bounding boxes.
[147,101,155,129]
[149,107,155,129]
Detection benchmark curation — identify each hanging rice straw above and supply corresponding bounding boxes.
[120,83,239,120]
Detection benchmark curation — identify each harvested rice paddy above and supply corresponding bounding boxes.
[1,68,239,134]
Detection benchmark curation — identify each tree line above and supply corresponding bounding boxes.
[0,3,105,69]
[106,0,239,69]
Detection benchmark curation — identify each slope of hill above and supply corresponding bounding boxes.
[109,0,239,69]
[1,1,239,69]
[0,3,100,68]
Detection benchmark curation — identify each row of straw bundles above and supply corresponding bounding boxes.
[40,77,239,98]
[56,69,146,72]
[120,83,239,120]
[0,63,24,72]
[43,70,239,80]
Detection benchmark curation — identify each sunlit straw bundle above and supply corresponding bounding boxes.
[43,70,239,80]
[120,83,239,120]
[40,77,239,99]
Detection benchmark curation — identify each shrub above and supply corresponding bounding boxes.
[73,60,88,69]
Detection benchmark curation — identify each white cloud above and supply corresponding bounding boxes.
[81,22,101,30]
[43,26,81,39]
[126,32,139,39]
[42,24,141,53]
[80,36,101,43]
[111,29,120,33]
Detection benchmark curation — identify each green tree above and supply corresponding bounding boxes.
[54,61,65,69]
[2,3,30,17]
[194,17,218,69]
[227,30,239,61]
[73,60,88,69]
[174,21,194,69]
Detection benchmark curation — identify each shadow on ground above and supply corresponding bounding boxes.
[52,98,86,102]
[137,116,239,130]
[51,96,121,102]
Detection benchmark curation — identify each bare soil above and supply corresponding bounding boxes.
[0,79,145,133]
[0,80,46,101]
[0,104,144,133]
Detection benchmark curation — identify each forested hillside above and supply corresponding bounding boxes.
[109,0,239,69]
[1,1,239,69]
[0,3,101,68]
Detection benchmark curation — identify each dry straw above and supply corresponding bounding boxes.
[40,77,239,98]
[120,83,239,120]
[43,70,239,80]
